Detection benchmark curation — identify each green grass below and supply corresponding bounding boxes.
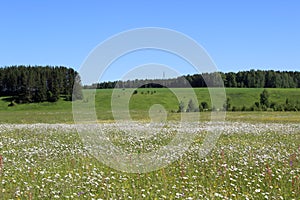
[0,97,73,123]
[93,88,300,121]
[225,88,300,109]
[1,88,300,123]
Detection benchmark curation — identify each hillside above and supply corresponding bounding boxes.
[1,88,300,123]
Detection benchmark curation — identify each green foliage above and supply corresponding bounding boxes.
[200,101,209,110]
[223,97,231,111]
[232,106,238,111]
[0,66,82,103]
[260,89,270,107]
[8,101,15,107]
[177,101,185,113]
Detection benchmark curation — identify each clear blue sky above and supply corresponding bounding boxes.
[1,1,300,81]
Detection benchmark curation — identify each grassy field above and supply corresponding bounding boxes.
[93,88,300,114]
[0,97,73,123]
[0,88,300,123]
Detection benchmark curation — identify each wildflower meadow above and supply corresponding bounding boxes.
[0,122,299,199]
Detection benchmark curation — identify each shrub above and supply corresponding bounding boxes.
[241,105,247,111]
[8,101,16,107]
[177,101,185,113]
[260,89,270,107]
[186,99,197,112]
[232,106,237,111]
[198,104,204,112]
[200,101,209,110]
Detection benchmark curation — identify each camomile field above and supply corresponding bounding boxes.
[1,88,300,199]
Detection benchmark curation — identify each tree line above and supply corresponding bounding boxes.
[0,65,83,104]
[85,70,300,89]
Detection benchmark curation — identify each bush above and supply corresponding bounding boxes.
[223,97,231,111]
[200,101,209,110]
[177,101,185,113]
[232,106,237,111]
[285,104,297,111]
[47,91,59,102]
[198,104,204,112]
[260,89,270,107]
[8,101,16,107]
[186,99,197,112]
[241,105,247,111]
[261,105,268,111]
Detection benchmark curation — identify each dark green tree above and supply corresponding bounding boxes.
[201,101,209,110]
[177,101,185,113]
[225,72,237,87]
[0,65,81,103]
[223,97,231,111]
[260,89,270,108]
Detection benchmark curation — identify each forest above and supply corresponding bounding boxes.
[86,70,300,89]
[0,66,82,103]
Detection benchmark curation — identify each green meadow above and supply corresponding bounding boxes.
[0,88,300,123]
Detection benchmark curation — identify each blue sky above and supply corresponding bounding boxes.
[1,1,300,81]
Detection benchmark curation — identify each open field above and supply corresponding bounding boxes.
[0,88,300,123]
[93,88,300,118]
[1,109,300,124]
[1,88,300,199]
[0,122,300,199]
